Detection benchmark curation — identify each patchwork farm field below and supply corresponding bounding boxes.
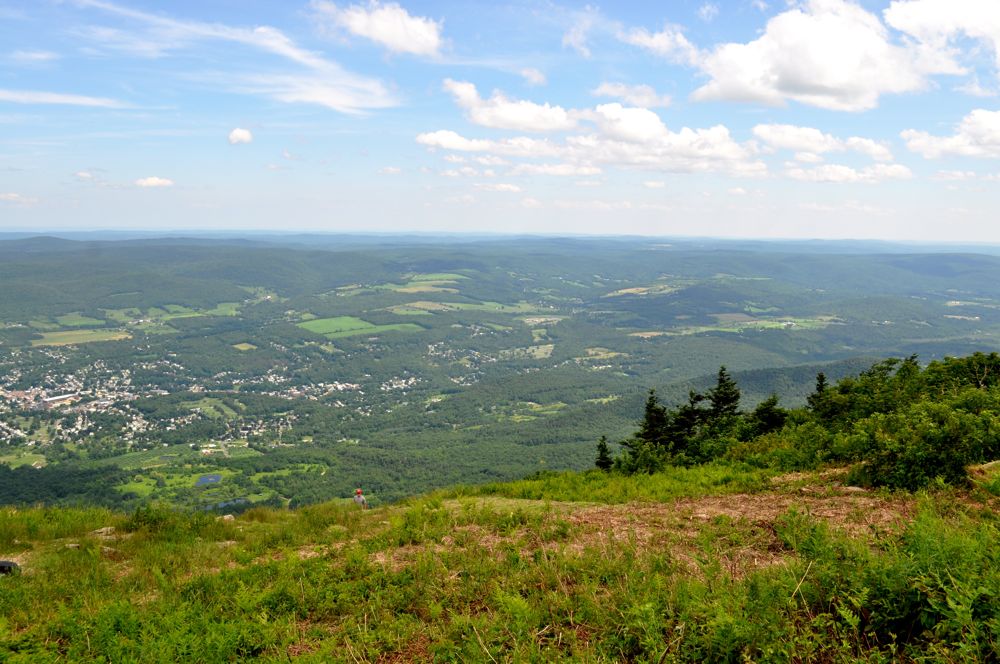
[298,316,423,338]
[30,329,132,346]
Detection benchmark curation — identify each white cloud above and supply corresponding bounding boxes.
[311,0,443,56]
[440,166,479,177]
[135,176,174,187]
[752,0,768,11]
[0,88,125,108]
[728,187,748,195]
[75,0,397,113]
[588,103,669,143]
[75,171,95,180]
[0,192,38,204]
[521,197,543,208]
[474,183,521,192]
[511,163,601,176]
[884,0,1000,74]
[698,3,720,22]
[902,109,1000,158]
[378,166,402,174]
[690,0,963,111]
[786,163,913,183]
[643,180,666,188]
[474,155,508,166]
[592,82,670,108]
[520,68,547,86]
[562,6,600,57]
[794,152,825,164]
[228,127,253,144]
[753,123,894,161]
[9,50,59,63]
[619,23,702,66]
[934,170,978,180]
[443,79,577,132]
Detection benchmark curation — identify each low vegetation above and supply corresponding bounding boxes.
[2,464,999,661]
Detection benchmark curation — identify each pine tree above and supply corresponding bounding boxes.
[638,389,668,445]
[807,372,828,412]
[708,366,740,420]
[595,436,613,471]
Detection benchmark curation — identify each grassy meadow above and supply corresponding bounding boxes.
[2,464,999,662]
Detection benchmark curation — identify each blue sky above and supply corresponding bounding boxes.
[2,0,1000,240]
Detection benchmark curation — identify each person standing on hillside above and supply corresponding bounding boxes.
[353,488,369,510]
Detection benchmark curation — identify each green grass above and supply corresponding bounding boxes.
[450,462,773,503]
[298,316,377,335]
[55,312,105,327]
[0,452,46,469]
[298,316,424,339]
[2,471,997,662]
[185,397,239,419]
[30,329,132,346]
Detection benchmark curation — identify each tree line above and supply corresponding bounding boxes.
[599,352,1000,490]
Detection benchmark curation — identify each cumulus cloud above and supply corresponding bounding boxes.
[902,109,1000,158]
[0,192,38,204]
[511,163,601,176]
[378,166,402,174]
[934,170,978,180]
[228,127,253,144]
[311,0,443,56]
[474,183,521,192]
[135,176,174,187]
[670,0,962,111]
[786,163,913,183]
[418,120,763,177]
[592,82,670,108]
[520,68,547,86]
[643,180,666,188]
[753,124,893,161]
[884,0,1000,74]
[619,23,702,66]
[521,197,542,208]
[442,79,577,132]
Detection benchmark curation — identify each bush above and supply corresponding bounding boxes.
[846,402,985,490]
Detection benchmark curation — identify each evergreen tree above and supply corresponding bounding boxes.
[665,390,705,454]
[806,372,828,412]
[742,394,787,439]
[595,436,613,471]
[638,389,668,445]
[708,366,741,420]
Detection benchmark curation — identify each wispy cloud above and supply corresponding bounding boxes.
[8,50,60,63]
[0,192,39,205]
[0,89,126,108]
[71,0,397,113]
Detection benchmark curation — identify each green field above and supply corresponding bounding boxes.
[31,329,132,346]
[55,313,105,327]
[232,342,256,351]
[0,452,46,468]
[298,316,423,338]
